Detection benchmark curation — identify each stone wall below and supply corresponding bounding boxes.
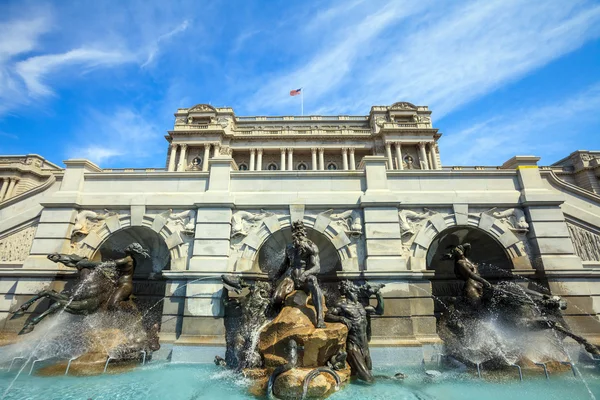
[0,154,599,347]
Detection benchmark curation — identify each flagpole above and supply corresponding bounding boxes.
[301,89,304,116]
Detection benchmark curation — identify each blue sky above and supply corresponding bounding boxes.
[0,0,599,168]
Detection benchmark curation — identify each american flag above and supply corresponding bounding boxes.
[290,88,302,96]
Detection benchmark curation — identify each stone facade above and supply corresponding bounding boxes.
[1,103,599,357]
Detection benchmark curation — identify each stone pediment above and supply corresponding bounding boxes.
[188,104,217,113]
[389,102,417,111]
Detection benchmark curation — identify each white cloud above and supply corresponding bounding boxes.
[440,82,600,166]
[15,48,134,96]
[141,20,190,68]
[244,0,600,117]
[0,6,190,117]
[70,108,165,167]
[0,16,50,62]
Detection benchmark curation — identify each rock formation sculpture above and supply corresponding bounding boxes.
[325,280,384,382]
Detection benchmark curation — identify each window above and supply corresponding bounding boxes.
[267,163,278,170]
[239,163,248,171]
[297,162,308,170]
[327,162,337,170]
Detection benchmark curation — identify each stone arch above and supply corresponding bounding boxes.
[407,210,531,271]
[91,226,171,275]
[426,226,513,275]
[77,211,191,270]
[233,213,358,273]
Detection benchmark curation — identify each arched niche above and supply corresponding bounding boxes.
[425,226,513,313]
[92,226,171,276]
[256,227,342,278]
[91,226,171,328]
[426,226,513,277]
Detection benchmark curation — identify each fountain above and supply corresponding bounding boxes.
[1,227,599,399]
[7,243,161,376]
[214,221,385,399]
[437,243,600,372]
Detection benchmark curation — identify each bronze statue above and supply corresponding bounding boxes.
[272,221,325,328]
[12,243,149,334]
[221,275,272,369]
[12,254,118,334]
[442,243,491,306]
[441,243,600,358]
[325,280,384,382]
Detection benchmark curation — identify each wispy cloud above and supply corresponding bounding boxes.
[15,48,134,96]
[245,0,600,117]
[0,4,190,117]
[70,108,165,167]
[141,20,190,68]
[441,82,600,165]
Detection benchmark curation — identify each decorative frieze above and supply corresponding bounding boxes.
[567,223,600,261]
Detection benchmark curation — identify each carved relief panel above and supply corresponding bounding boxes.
[0,224,37,263]
[567,222,600,261]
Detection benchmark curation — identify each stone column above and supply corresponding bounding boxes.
[342,148,349,170]
[213,143,221,157]
[177,144,188,171]
[5,178,17,199]
[280,148,286,171]
[168,144,178,171]
[202,143,211,171]
[256,149,263,171]
[287,148,293,170]
[430,143,439,170]
[0,178,8,201]
[418,142,429,170]
[311,148,317,170]
[385,142,394,170]
[318,148,325,170]
[395,142,404,170]
[349,148,356,170]
[249,149,256,171]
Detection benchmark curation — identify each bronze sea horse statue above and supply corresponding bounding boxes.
[11,243,149,335]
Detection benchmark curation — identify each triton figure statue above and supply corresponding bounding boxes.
[272,221,326,328]
[326,280,385,382]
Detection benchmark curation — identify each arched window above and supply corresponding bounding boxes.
[327,162,338,170]
[297,162,308,170]
[267,163,278,171]
[239,163,248,171]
